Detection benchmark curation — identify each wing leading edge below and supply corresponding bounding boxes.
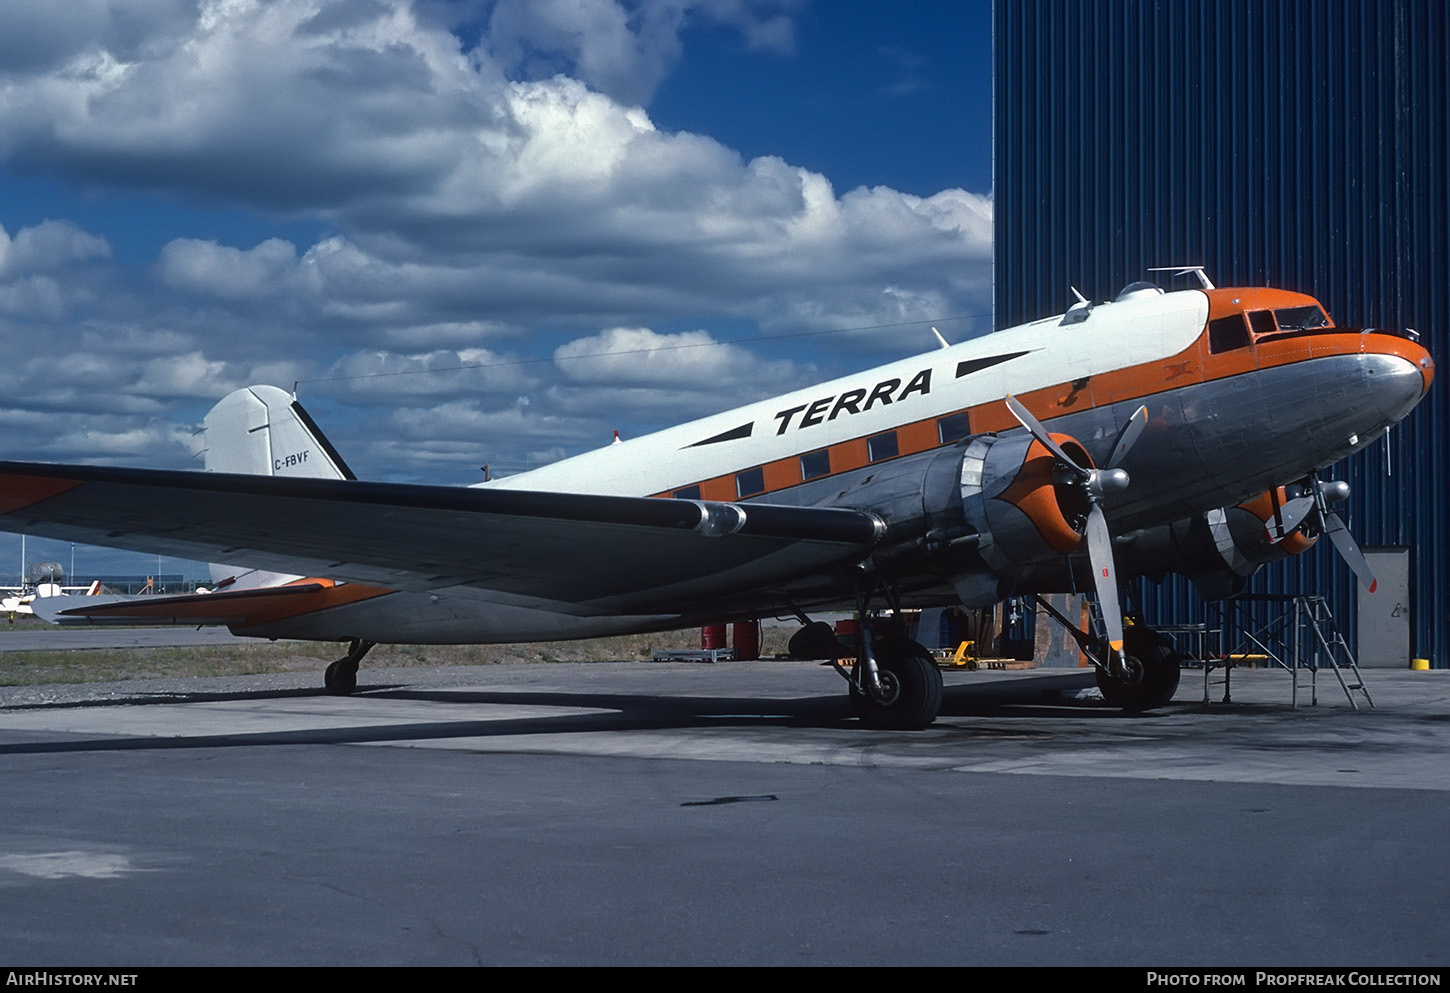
[0,462,883,617]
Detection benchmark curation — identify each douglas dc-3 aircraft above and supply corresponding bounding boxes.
[0,276,1434,728]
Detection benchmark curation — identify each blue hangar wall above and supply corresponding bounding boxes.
[992,0,1449,665]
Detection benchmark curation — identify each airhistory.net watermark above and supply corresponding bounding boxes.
[6,974,138,987]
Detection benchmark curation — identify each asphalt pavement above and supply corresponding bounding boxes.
[2,658,1447,966]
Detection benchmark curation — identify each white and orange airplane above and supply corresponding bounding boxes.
[0,274,1434,728]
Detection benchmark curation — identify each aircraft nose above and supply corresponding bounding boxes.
[1365,338,1434,424]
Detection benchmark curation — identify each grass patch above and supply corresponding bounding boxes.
[0,625,795,686]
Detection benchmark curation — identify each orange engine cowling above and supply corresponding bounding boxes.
[992,433,1095,554]
[1235,487,1318,558]
[958,431,1096,592]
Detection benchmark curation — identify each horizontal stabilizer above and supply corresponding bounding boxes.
[31,581,392,627]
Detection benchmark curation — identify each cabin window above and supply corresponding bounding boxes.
[735,466,765,498]
[937,411,972,444]
[867,431,899,462]
[673,485,701,500]
[800,449,830,480]
[1209,315,1251,353]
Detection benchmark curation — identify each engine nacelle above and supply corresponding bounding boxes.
[1118,486,1321,599]
[820,430,1100,606]
[960,432,1094,557]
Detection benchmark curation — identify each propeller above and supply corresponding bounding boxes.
[1005,396,1148,657]
[1265,488,1316,541]
[1307,474,1377,593]
[1262,477,1376,592]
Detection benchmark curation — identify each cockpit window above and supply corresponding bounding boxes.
[1211,303,1334,354]
[1247,310,1278,336]
[1209,315,1251,353]
[1273,304,1331,331]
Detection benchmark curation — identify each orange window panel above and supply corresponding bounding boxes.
[971,402,1019,434]
[762,458,800,494]
[896,418,938,456]
[699,476,735,502]
[831,437,870,474]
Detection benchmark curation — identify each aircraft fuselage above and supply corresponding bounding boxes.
[232,282,1433,643]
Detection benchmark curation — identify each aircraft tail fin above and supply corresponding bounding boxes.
[201,386,355,590]
[203,385,355,480]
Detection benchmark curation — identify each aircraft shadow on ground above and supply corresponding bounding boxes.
[0,671,1156,755]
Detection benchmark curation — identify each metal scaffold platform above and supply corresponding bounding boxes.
[1202,594,1373,710]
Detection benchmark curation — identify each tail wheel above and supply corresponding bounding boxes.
[323,638,374,696]
[854,639,943,730]
[1096,627,1181,711]
[324,658,358,695]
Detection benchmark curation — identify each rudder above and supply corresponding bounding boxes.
[203,385,354,480]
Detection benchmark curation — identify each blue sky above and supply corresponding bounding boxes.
[0,0,994,582]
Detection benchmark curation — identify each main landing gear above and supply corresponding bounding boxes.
[846,636,944,730]
[1096,625,1182,711]
[791,580,944,731]
[1029,594,1181,711]
[324,638,375,696]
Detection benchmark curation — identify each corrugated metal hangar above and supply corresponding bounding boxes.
[993,0,1448,666]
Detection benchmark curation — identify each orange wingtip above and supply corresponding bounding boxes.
[0,475,82,515]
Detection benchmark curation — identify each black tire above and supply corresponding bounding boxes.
[324,659,358,696]
[1096,627,1181,711]
[856,643,943,730]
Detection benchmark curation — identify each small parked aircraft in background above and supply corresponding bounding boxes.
[2,577,102,620]
[0,275,1433,727]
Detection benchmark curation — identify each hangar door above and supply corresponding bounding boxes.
[1358,547,1411,668]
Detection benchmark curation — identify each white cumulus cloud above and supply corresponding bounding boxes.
[158,237,297,298]
[0,0,993,480]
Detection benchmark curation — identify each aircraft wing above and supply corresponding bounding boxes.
[0,462,883,616]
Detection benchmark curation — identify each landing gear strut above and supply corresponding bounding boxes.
[794,578,944,730]
[324,638,375,696]
[1029,595,1181,711]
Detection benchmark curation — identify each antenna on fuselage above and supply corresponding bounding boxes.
[1061,286,1093,325]
[931,327,950,350]
[1147,266,1215,290]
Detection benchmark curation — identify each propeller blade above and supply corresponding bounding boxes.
[1266,495,1316,541]
[1106,405,1148,469]
[1322,511,1378,592]
[1004,395,1088,476]
[1084,503,1124,653]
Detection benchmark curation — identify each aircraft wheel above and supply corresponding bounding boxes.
[324,659,358,696]
[1096,627,1181,711]
[855,643,943,730]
